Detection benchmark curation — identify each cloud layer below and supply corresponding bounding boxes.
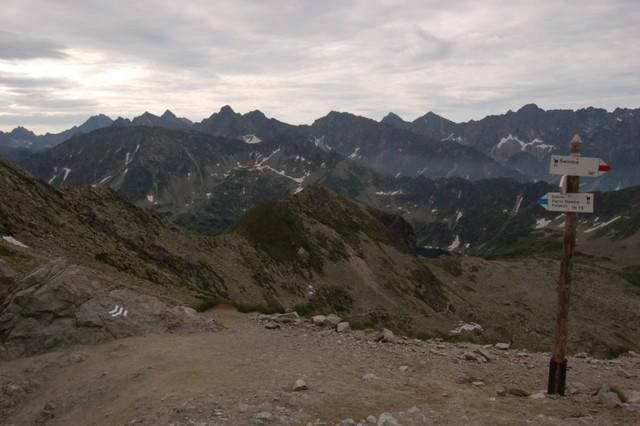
[1,0,639,133]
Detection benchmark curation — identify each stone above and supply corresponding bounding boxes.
[0,261,217,360]
[598,385,623,408]
[337,419,356,426]
[377,412,400,426]
[255,411,273,421]
[68,351,88,363]
[529,392,546,400]
[273,312,300,324]
[325,314,343,327]
[237,402,250,413]
[626,350,639,358]
[508,388,530,397]
[264,321,280,330]
[574,352,588,359]
[626,391,640,404]
[336,322,351,333]
[311,315,327,326]
[399,365,409,372]
[451,322,483,335]
[362,373,377,380]
[462,352,483,362]
[494,342,510,350]
[377,328,395,343]
[293,379,308,392]
[474,348,494,362]
[496,387,507,397]
[366,415,377,424]
[472,381,484,387]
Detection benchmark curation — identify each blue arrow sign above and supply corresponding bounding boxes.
[536,192,594,213]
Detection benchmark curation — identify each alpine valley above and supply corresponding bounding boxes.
[2,105,640,424]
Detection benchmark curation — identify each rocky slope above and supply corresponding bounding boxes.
[2,158,640,361]
[383,104,640,190]
[19,124,640,260]
[1,158,458,358]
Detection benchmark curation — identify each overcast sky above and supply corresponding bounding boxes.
[1,0,639,133]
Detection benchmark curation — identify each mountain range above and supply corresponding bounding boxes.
[2,104,638,189]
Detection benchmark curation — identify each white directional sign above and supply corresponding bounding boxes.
[549,155,611,177]
[537,192,594,213]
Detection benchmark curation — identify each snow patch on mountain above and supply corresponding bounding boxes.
[448,235,461,251]
[584,216,621,233]
[375,190,403,196]
[510,194,524,216]
[62,167,72,183]
[242,134,262,144]
[493,134,554,160]
[535,218,551,229]
[441,133,463,143]
[2,236,29,249]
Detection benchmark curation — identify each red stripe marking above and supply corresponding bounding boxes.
[598,163,611,172]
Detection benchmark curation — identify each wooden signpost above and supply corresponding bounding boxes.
[540,135,611,395]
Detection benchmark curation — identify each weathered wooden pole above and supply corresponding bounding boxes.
[548,134,582,395]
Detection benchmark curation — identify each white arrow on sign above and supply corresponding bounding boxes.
[537,192,594,213]
[549,155,611,177]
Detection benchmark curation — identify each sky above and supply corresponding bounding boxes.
[1,0,639,134]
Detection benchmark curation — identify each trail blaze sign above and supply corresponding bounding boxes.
[537,192,594,213]
[549,155,611,177]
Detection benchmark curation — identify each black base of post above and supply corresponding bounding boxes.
[547,359,568,395]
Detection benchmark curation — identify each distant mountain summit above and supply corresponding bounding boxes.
[194,105,299,140]
[3,104,640,190]
[131,110,193,129]
[382,105,640,190]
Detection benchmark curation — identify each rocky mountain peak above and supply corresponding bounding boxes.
[9,126,37,140]
[516,103,542,114]
[161,109,177,119]
[381,112,407,126]
[218,105,236,116]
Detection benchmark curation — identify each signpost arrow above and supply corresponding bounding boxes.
[549,155,611,177]
[537,192,594,213]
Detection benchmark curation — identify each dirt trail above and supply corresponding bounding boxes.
[1,306,638,425]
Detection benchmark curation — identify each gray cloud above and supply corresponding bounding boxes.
[0,0,639,133]
[0,31,67,60]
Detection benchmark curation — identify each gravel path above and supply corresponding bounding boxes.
[1,306,639,425]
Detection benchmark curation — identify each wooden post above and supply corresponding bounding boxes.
[548,134,582,395]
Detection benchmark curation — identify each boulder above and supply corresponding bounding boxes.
[377,412,400,426]
[508,388,531,397]
[311,315,327,326]
[273,312,300,324]
[336,322,351,333]
[325,314,342,327]
[292,379,308,391]
[264,321,280,330]
[494,342,510,350]
[0,260,219,360]
[377,328,395,343]
[451,322,483,335]
[598,384,623,408]
[474,348,495,362]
